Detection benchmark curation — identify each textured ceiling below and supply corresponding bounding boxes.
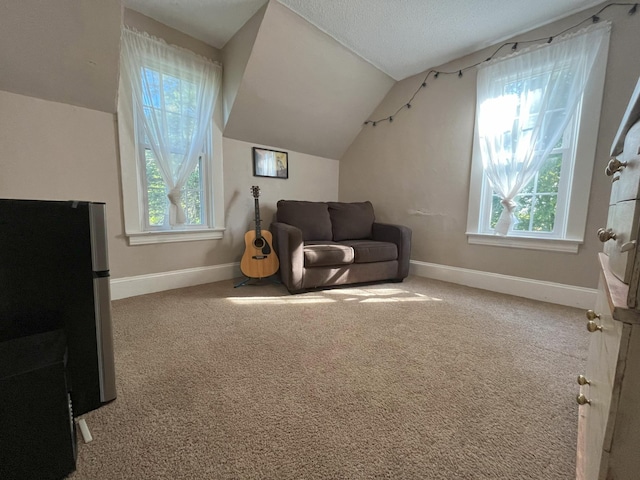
[124,0,605,81]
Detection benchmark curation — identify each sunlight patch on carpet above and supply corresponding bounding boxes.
[226,295,336,305]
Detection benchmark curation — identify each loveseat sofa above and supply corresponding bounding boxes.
[269,200,412,293]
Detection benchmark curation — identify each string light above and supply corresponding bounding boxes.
[363,2,637,127]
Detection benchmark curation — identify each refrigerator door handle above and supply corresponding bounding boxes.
[88,203,109,272]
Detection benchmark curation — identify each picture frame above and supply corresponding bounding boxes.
[252,147,288,179]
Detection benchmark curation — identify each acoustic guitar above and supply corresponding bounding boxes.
[240,186,280,279]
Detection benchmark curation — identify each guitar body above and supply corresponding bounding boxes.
[240,186,280,279]
[240,229,279,279]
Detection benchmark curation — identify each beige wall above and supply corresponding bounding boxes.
[0,88,339,279]
[0,0,121,113]
[113,13,339,278]
[339,2,640,289]
[8,1,634,290]
[223,137,340,245]
[0,90,125,267]
[0,7,340,281]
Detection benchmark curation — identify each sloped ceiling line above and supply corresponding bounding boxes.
[222,1,395,160]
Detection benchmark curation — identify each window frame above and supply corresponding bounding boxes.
[117,48,225,246]
[466,31,610,253]
[477,109,579,238]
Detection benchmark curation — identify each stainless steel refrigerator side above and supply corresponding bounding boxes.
[92,277,116,402]
[89,203,117,403]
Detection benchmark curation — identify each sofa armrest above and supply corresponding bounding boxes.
[270,222,305,292]
[372,222,412,279]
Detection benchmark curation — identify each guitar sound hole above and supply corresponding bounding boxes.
[253,238,265,249]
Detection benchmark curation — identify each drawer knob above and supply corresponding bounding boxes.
[576,394,591,406]
[605,157,628,176]
[587,320,604,333]
[597,228,617,242]
[586,310,601,320]
[577,375,591,386]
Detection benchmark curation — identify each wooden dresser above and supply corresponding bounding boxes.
[576,78,640,480]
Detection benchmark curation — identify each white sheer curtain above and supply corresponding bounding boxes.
[476,23,609,235]
[121,28,221,226]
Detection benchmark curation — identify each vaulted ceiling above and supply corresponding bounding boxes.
[122,0,607,159]
[125,0,605,81]
[220,1,394,159]
[0,0,609,160]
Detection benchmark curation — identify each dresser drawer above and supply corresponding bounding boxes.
[604,199,640,284]
[609,122,640,203]
[578,284,624,480]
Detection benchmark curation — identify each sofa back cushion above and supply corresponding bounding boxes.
[276,200,333,241]
[328,201,375,241]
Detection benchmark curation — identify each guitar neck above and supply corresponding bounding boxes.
[254,197,262,238]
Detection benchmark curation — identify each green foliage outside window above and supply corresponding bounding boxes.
[490,153,562,233]
[145,149,203,227]
[141,66,204,229]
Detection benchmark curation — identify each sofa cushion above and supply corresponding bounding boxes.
[339,240,397,263]
[328,201,375,241]
[276,200,332,241]
[303,241,354,267]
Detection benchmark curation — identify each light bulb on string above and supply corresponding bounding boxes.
[361,3,638,128]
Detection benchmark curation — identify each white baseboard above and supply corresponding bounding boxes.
[110,259,597,308]
[110,263,241,300]
[410,260,597,309]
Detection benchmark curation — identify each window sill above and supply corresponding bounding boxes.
[466,232,582,253]
[126,228,225,245]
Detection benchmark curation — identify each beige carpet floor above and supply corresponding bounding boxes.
[68,276,588,479]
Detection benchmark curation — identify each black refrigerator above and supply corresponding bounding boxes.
[0,199,117,416]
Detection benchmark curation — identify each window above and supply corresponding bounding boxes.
[118,28,224,245]
[137,64,208,229]
[466,24,610,253]
[479,85,579,238]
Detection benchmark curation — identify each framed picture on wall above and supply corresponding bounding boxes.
[252,147,288,179]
